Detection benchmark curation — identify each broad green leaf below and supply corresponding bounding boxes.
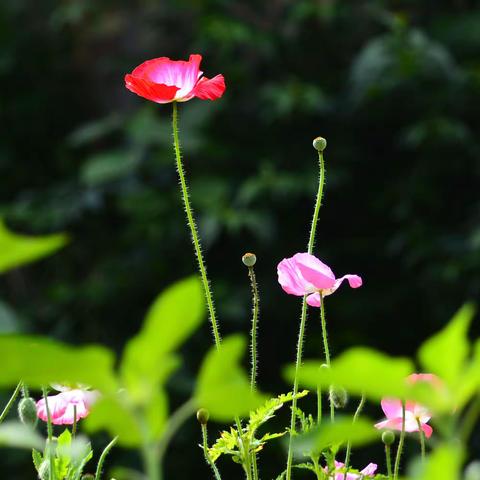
[84,396,142,447]
[195,335,266,421]
[454,339,480,408]
[120,277,204,403]
[285,348,414,401]
[409,443,463,480]
[0,220,68,274]
[0,421,44,449]
[418,303,475,388]
[0,335,117,392]
[291,416,379,457]
[145,390,168,441]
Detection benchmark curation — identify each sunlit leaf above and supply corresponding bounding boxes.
[418,303,475,388]
[409,443,464,480]
[0,421,44,449]
[285,348,414,401]
[0,335,117,392]
[195,335,266,421]
[291,416,379,457]
[0,220,68,274]
[84,396,141,447]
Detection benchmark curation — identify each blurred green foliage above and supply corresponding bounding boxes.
[1,0,480,477]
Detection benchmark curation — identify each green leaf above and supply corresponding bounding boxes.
[195,335,266,421]
[0,421,44,449]
[0,335,117,392]
[32,449,43,471]
[291,416,379,457]
[84,396,142,447]
[409,443,464,480]
[120,277,204,403]
[145,391,168,441]
[418,303,475,388]
[0,220,68,274]
[285,348,414,401]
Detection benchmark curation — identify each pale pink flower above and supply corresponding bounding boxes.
[325,461,377,479]
[36,388,99,425]
[374,374,439,438]
[125,54,225,104]
[277,253,362,307]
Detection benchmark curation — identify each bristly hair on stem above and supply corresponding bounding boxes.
[285,141,327,480]
[171,101,221,349]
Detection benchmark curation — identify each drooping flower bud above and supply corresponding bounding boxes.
[196,408,210,425]
[242,253,257,267]
[312,137,327,152]
[18,397,38,428]
[381,430,395,446]
[329,386,348,409]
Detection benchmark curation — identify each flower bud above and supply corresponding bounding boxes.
[465,461,480,480]
[382,431,395,446]
[18,397,38,428]
[312,137,327,152]
[329,386,348,409]
[196,408,210,425]
[81,475,95,480]
[242,253,257,267]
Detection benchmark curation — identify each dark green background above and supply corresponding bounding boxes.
[1,0,479,477]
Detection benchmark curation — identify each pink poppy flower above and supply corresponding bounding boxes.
[36,388,99,425]
[277,253,362,307]
[325,461,377,480]
[125,54,226,104]
[374,374,439,438]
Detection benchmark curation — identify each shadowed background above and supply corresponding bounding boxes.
[1,0,479,477]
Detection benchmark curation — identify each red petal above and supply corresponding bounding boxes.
[124,74,179,104]
[191,74,226,100]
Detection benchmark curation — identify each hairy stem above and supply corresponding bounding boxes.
[0,381,22,424]
[248,265,260,391]
[42,387,54,480]
[286,147,326,480]
[385,445,393,479]
[343,394,366,480]
[172,101,220,348]
[416,418,426,462]
[201,424,222,480]
[393,402,406,480]
[95,436,118,480]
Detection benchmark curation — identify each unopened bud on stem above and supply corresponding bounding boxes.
[242,253,257,267]
[329,386,348,409]
[196,408,210,425]
[382,430,395,446]
[312,137,327,152]
[18,397,38,428]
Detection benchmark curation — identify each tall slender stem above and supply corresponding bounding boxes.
[172,102,220,348]
[320,296,334,424]
[0,381,22,424]
[248,264,260,391]
[201,424,222,480]
[385,445,393,479]
[42,387,54,480]
[393,402,406,480]
[252,452,259,480]
[343,394,366,480]
[317,384,322,425]
[286,145,326,480]
[95,436,118,480]
[416,418,426,462]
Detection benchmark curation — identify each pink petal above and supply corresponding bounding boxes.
[422,423,433,438]
[407,373,441,387]
[381,398,403,419]
[277,256,313,296]
[374,418,403,430]
[190,74,226,100]
[294,253,336,290]
[124,75,179,103]
[306,292,321,307]
[36,394,68,423]
[360,463,378,476]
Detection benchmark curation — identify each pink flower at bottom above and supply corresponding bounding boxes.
[325,461,377,480]
[374,373,439,438]
[277,253,362,307]
[36,388,99,425]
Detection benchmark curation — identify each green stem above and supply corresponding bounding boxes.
[95,436,118,480]
[460,395,480,442]
[42,387,54,480]
[172,101,220,349]
[286,146,326,480]
[385,445,393,479]
[72,405,77,439]
[142,442,161,480]
[393,402,406,480]
[416,418,426,462]
[320,296,334,424]
[317,383,322,426]
[311,456,325,480]
[343,394,366,480]
[201,424,222,480]
[248,265,260,391]
[235,418,252,480]
[158,398,196,467]
[252,452,259,480]
[0,381,22,424]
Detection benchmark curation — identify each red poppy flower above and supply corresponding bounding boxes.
[124,54,226,104]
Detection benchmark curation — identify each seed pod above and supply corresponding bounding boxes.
[242,253,257,267]
[312,137,327,152]
[196,408,210,425]
[382,430,395,446]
